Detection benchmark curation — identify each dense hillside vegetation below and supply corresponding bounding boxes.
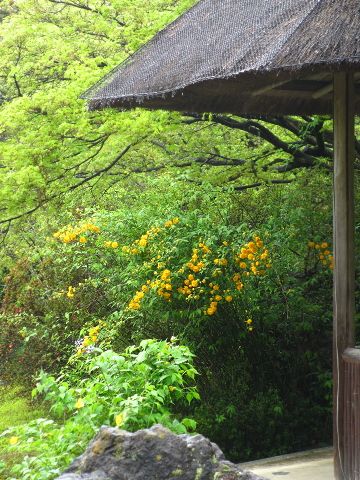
[0,1,359,479]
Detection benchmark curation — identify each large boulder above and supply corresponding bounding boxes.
[57,424,267,480]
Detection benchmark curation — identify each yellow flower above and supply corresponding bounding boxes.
[67,286,75,299]
[75,398,85,409]
[128,301,140,310]
[79,236,87,244]
[207,307,217,316]
[139,237,147,247]
[246,319,253,325]
[215,295,222,301]
[321,242,328,249]
[239,262,247,269]
[225,295,233,302]
[161,269,171,280]
[115,412,125,427]
[111,242,119,249]
[308,241,315,248]
[9,436,19,445]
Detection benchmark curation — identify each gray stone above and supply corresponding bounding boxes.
[57,424,267,480]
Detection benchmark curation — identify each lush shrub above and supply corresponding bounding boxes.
[0,178,337,461]
[0,339,198,480]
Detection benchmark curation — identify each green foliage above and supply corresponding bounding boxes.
[0,339,198,480]
[0,174,337,464]
[0,0,199,224]
[0,0,356,474]
[0,386,45,480]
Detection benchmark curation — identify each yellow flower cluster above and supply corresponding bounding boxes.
[308,241,333,270]
[164,217,180,228]
[122,245,139,255]
[157,269,172,301]
[128,271,174,310]
[67,286,76,299]
[187,245,207,273]
[115,411,127,427]
[199,242,211,254]
[232,273,244,292]
[245,318,254,332]
[53,285,76,299]
[135,226,162,248]
[178,273,201,298]
[9,436,19,445]
[104,241,119,249]
[53,222,100,244]
[126,231,270,327]
[77,321,106,355]
[75,398,85,409]
[128,288,147,310]
[123,222,174,255]
[214,258,228,266]
[235,236,271,276]
[205,282,233,315]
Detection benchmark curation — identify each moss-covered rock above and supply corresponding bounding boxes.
[57,425,266,480]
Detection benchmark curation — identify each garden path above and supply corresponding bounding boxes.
[241,447,333,479]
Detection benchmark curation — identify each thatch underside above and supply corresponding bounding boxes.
[84,0,360,115]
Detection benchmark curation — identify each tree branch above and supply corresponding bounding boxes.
[0,144,132,226]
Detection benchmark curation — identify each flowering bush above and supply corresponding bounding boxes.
[0,178,336,462]
[49,213,273,341]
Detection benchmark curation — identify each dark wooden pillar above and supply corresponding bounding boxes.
[333,72,356,480]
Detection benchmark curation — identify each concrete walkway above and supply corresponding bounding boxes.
[241,447,334,480]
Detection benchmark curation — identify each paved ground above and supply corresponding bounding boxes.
[240,447,334,480]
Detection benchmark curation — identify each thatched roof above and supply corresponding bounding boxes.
[84,0,360,115]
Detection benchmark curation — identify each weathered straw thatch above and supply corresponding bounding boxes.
[84,0,360,115]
